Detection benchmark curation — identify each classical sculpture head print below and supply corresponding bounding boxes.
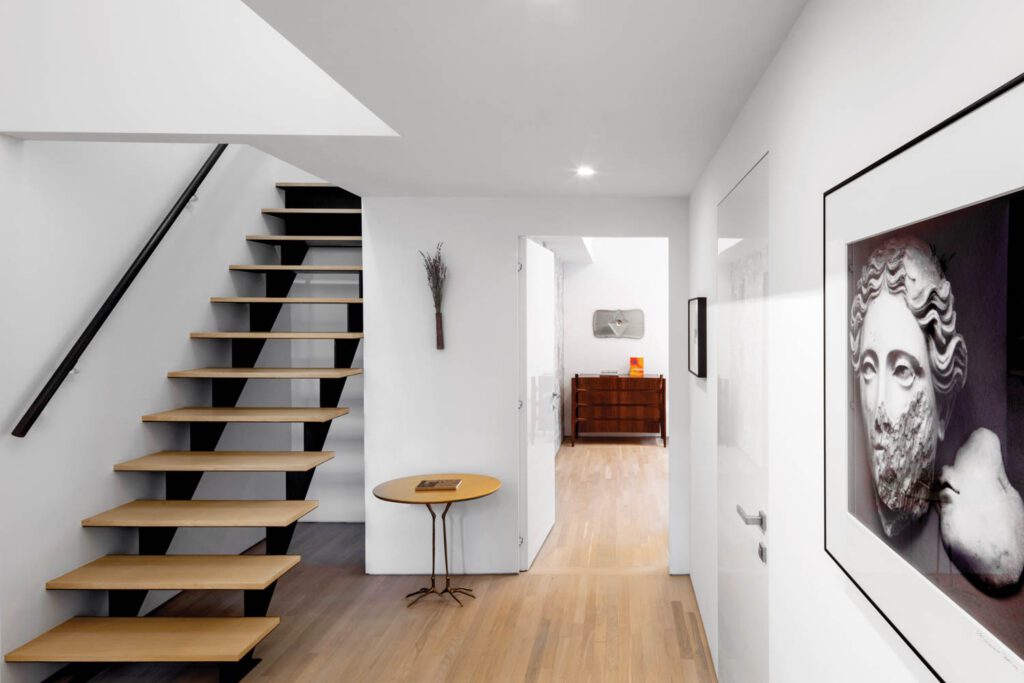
[850,236,968,537]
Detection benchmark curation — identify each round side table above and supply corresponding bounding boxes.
[372,473,501,606]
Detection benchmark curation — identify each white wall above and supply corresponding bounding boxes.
[363,198,689,574]
[522,238,559,567]
[687,0,1024,679]
[0,139,344,681]
[562,237,669,434]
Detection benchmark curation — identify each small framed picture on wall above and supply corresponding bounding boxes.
[688,297,706,378]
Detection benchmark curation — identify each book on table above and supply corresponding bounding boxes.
[415,479,463,491]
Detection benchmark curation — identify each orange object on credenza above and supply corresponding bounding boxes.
[629,356,644,377]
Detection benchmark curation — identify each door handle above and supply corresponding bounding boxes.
[736,504,767,533]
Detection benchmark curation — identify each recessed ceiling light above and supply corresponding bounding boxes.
[575,165,596,178]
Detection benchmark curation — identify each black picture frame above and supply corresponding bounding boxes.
[688,297,706,378]
[823,70,1024,682]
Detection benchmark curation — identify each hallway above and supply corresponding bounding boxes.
[70,441,714,682]
[532,440,672,574]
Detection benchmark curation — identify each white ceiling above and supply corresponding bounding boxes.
[245,0,807,197]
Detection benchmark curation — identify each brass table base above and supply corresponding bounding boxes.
[406,502,477,607]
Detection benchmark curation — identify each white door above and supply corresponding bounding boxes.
[520,237,558,569]
[717,154,770,683]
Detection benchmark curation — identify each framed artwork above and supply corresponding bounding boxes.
[593,309,644,338]
[688,297,706,378]
[825,72,1024,681]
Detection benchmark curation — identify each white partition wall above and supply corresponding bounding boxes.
[362,197,688,576]
[519,238,559,569]
[716,155,770,682]
[687,2,1024,680]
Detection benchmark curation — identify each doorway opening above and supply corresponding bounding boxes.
[518,236,670,572]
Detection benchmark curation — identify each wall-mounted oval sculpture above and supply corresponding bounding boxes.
[592,309,644,339]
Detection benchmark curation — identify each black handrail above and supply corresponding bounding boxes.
[11,143,228,438]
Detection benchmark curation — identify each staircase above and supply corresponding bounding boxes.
[5,182,363,681]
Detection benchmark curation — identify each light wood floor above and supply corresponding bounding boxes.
[532,439,671,574]
[66,440,716,682]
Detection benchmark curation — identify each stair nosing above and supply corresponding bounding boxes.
[167,367,362,379]
[246,234,363,243]
[46,555,301,591]
[3,617,280,663]
[275,182,336,188]
[81,499,319,528]
[115,450,335,472]
[209,297,363,304]
[228,264,363,272]
[190,331,363,339]
[141,406,349,423]
[260,208,361,215]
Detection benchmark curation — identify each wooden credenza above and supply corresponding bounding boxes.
[570,374,666,447]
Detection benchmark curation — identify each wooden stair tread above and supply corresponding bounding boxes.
[191,331,363,340]
[229,264,363,272]
[4,617,279,663]
[275,182,335,188]
[82,500,318,528]
[141,407,349,423]
[247,235,362,246]
[116,450,334,472]
[210,297,363,304]
[47,555,299,591]
[168,367,362,379]
[261,208,361,215]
